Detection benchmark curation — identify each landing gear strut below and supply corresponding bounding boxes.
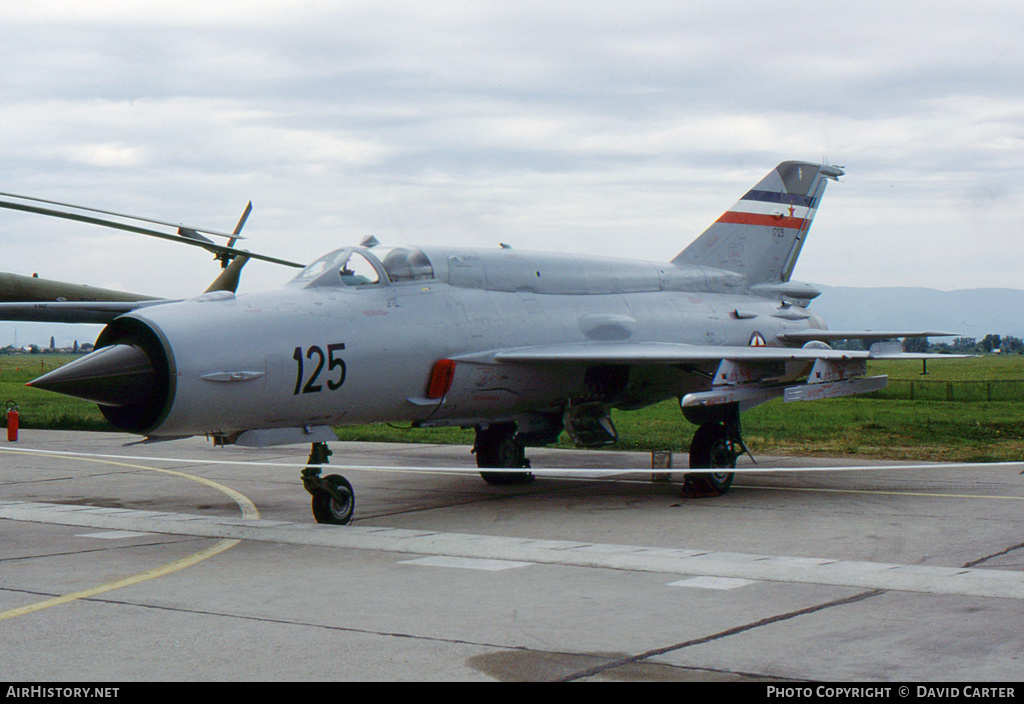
[302,442,355,525]
[474,422,535,485]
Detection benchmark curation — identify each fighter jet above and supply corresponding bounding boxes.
[0,161,954,524]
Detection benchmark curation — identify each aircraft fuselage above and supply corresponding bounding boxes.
[86,245,821,443]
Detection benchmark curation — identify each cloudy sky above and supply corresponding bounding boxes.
[2,1,1023,345]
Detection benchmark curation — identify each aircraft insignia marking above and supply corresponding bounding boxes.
[715,188,818,230]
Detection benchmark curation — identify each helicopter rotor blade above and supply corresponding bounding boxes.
[0,194,303,269]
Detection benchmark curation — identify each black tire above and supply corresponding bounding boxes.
[479,470,534,486]
[311,474,355,525]
[476,424,534,485]
[685,422,736,495]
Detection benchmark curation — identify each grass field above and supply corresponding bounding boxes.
[3,353,1023,462]
[336,356,1024,462]
[0,355,112,431]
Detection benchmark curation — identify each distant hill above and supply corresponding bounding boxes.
[807,286,1024,341]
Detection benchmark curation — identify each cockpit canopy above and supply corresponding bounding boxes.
[291,245,435,288]
[372,245,435,281]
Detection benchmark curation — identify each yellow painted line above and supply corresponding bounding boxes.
[0,449,259,519]
[0,539,238,621]
[0,450,258,621]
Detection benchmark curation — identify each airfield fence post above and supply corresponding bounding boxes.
[651,450,672,482]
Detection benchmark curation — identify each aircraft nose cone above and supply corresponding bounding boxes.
[28,344,155,407]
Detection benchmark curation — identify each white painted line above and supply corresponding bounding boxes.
[76,530,156,540]
[399,556,533,571]
[669,576,758,590]
[4,446,1024,476]
[3,501,1024,600]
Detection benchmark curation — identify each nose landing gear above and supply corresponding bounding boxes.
[302,442,355,525]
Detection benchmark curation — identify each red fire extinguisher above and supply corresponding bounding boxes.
[6,401,18,442]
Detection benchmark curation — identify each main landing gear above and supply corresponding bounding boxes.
[683,406,747,497]
[298,409,744,522]
[473,422,535,486]
[302,441,355,525]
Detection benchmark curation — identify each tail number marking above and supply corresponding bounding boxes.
[293,344,346,395]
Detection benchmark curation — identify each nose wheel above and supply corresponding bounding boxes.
[302,442,355,525]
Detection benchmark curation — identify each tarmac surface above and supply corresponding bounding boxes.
[1,430,1022,682]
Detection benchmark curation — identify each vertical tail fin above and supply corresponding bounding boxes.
[672,161,844,284]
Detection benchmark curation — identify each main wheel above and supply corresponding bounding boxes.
[311,474,355,525]
[475,424,534,485]
[685,422,736,495]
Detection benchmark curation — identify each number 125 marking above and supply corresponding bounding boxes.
[293,344,346,395]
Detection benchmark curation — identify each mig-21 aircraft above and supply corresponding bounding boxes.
[0,161,954,524]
